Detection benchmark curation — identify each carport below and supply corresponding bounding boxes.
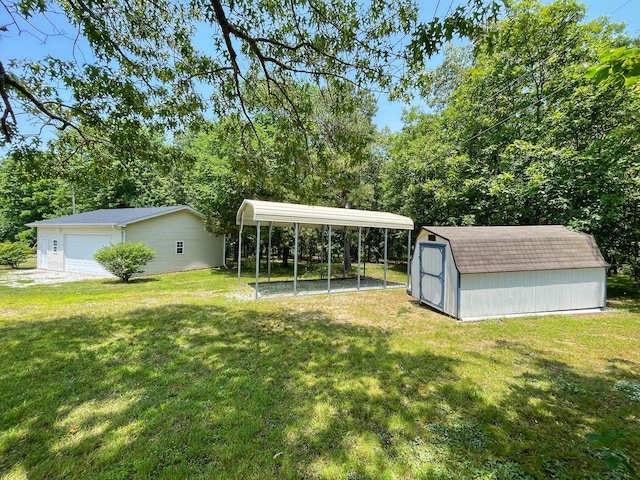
[236,199,415,298]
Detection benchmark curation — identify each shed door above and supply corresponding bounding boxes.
[38,237,48,269]
[419,244,445,309]
[64,235,111,274]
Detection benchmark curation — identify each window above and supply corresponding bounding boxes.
[428,234,436,242]
[176,241,184,254]
[52,239,59,253]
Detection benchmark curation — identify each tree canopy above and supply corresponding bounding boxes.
[1,0,500,149]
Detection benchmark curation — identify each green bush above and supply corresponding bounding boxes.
[0,242,34,269]
[94,242,156,282]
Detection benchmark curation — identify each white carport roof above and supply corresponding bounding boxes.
[236,199,414,230]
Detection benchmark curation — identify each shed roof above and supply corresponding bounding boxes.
[237,199,414,230]
[422,225,609,274]
[26,206,204,228]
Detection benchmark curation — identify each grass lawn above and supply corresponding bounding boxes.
[0,266,638,479]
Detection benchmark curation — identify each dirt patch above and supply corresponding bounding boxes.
[0,269,112,288]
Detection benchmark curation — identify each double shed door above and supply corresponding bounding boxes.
[419,243,445,310]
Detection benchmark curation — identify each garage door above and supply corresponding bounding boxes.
[64,235,112,274]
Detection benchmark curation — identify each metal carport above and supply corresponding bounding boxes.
[236,199,415,298]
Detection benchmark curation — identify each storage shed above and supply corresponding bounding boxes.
[27,206,224,276]
[409,225,609,321]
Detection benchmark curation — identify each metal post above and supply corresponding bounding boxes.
[327,225,332,293]
[237,214,244,283]
[293,223,299,294]
[357,226,362,291]
[384,228,388,288]
[222,234,227,268]
[267,222,273,283]
[407,230,412,288]
[255,221,261,299]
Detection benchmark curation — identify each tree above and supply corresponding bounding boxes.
[383,0,640,274]
[0,0,501,152]
[94,242,156,282]
[0,241,32,268]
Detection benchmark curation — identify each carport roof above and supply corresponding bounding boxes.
[26,206,204,228]
[236,199,414,230]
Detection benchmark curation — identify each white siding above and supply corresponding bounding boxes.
[124,210,223,275]
[459,268,606,320]
[36,226,120,272]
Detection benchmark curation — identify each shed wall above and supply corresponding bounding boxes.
[459,267,606,320]
[124,211,223,274]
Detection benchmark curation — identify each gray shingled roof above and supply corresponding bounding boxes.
[27,206,203,227]
[423,225,609,274]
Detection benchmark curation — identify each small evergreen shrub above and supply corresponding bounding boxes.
[94,242,156,282]
[0,242,33,269]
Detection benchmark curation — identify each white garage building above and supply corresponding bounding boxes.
[409,225,609,321]
[27,206,224,276]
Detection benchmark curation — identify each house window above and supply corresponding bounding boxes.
[176,241,184,254]
[52,239,59,253]
[428,234,436,242]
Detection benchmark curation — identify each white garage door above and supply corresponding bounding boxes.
[64,235,112,274]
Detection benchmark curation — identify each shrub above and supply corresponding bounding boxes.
[94,242,156,282]
[0,242,33,269]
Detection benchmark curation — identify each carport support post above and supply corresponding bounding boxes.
[383,228,388,288]
[357,227,362,291]
[327,225,332,293]
[237,213,244,283]
[406,230,411,288]
[293,222,299,295]
[255,221,261,299]
[267,222,273,283]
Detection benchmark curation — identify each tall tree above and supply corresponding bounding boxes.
[384,0,640,274]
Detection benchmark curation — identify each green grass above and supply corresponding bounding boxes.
[0,269,639,479]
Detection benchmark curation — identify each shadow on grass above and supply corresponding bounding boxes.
[608,275,640,313]
[0,304,638,479]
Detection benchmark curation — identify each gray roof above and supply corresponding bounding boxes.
[422,225,609,274]
[26,206,204,227]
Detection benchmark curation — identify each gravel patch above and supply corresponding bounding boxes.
[0,269,112,288]
[230,276,406,300]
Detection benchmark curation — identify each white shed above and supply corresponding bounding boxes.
[409,225,609,321]
[27,206,224,276]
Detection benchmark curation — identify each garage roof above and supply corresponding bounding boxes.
[236,199,414,230]
[422,225,609,274]
[26,206,204,227]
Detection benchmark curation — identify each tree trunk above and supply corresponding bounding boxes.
[282,245,289,267]
[343,231,351,274]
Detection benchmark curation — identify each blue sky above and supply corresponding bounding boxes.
[372,0,640,131]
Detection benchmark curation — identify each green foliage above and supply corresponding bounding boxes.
[383,0,640,274]
[2,0,501,150]
[586,429,637,477]
[586,46,640,88]
[0,241,33,268]
[614,381,640,402]
[93,242,156,282]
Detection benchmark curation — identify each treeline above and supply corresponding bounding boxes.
[0,0,638,275]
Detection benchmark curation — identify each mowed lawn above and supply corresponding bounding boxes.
[0,266,639,479]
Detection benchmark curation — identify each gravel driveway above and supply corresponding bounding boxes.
[0,269,112,288]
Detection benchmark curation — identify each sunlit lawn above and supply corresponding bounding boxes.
[0,265,638,479]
